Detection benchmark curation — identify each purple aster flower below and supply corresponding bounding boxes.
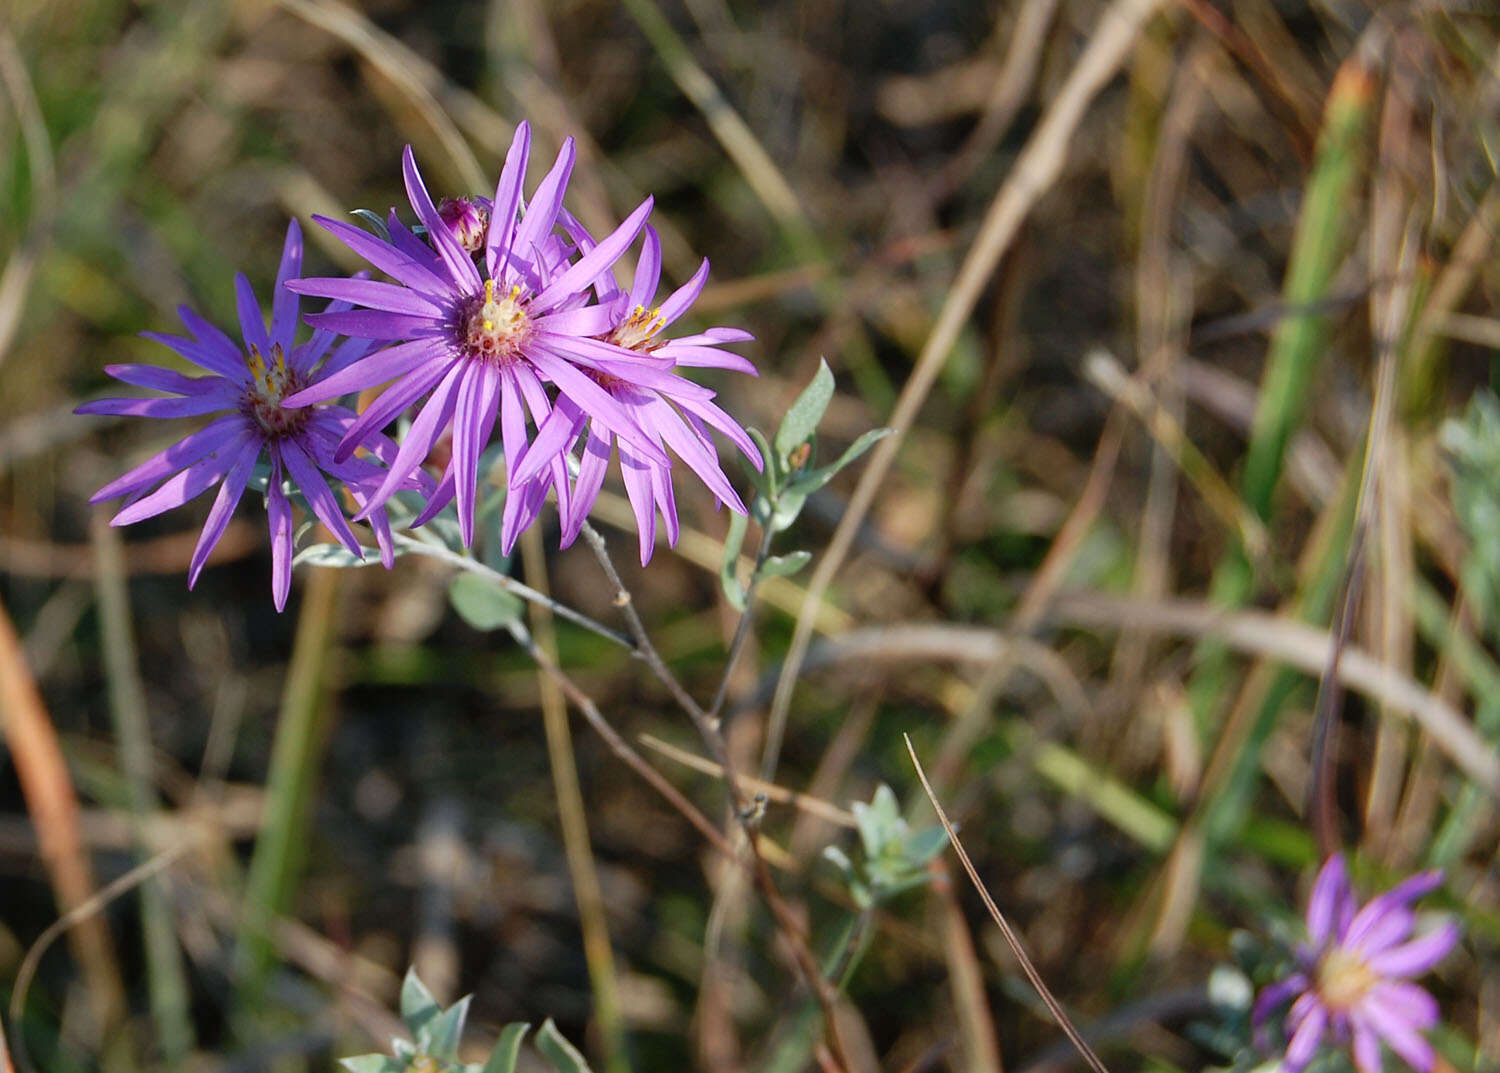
[77,220,414,610]
[510,221,763,564]
[283,123,672,550]
[1254,856,1460,1073]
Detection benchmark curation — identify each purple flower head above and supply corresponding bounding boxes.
[511,220,763,564]
[1253,856,1460,1073]
[77,220,415,611]
[284,123,673,551]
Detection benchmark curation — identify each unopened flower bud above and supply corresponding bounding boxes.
[437,196,490,253]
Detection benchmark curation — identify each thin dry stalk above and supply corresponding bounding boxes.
[905,737,1110,1073]
[576,522,856,1073]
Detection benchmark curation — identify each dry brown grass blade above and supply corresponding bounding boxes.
[0,596,125,1038]
[904,736,1110,1073]
[0,25,55,371]
[1048,592,1500,794]
[765,0,1166,783]
[279,0,488,191]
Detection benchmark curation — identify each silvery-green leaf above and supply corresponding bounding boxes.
[535,1019,594,1073]
[774,357,834,466]
[479,1023,531,1073]
[294,543,376,569]
[400,968,441,1034]
[418,995,471,1062]
[350,209,393,242]
[741,427,777,497]
[449,573,524,631]
[785,428,893,496]
[769,489,807,532]
[751,493,775,529]
[758,550,811,580]
[904,825,949,868]
[339,1054,405,1073]
[425,512,464,553]
[720,509,749,612]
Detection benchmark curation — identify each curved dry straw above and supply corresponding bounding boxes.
[905,735,1111,1073]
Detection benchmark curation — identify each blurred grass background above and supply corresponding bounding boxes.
[3,0,1500,1071]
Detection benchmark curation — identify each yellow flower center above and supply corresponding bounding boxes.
[463,278,532,363]
[1316,947,1379,1011]
[606,304,665,352]
[243,343,307,438]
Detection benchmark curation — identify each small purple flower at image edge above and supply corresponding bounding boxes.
[1254,855,1461,1073]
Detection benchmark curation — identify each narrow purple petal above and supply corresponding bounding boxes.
[334,356,460,463]
[511,402,584,488]
[287,276,446,316]
[90,415,246,502]
[76,391,236,419]
[487,121,531,281]
[562,429,611,546]
[271,220,303,353]
[532,196,653,313]
[267,456,293,611]
[512,136,575,267]
[538,330,674,369]
[103,363,224,395]
[670,393,761,466]
[499,473,548,555]
[1365,996,1435,1073]
[280,438,363,557]
[628,226,663,311]
[496,363,528,475]
[1366,982,1440,1029]
[1367,922,1461,978]
[402,146,481,293]
[1252,974,1308,1030]
[303,308,441,340]
[1345,872,1444,948]
[651,457,679,548]
[112,432,254,525]
[285,337,450,408]
[359,360,467,516]
[618,443,658,566]
[412,469,455,529]
[1351,907,1417,958]
[533,305,620,337]
[175,306,247,376]
[656,342,759,375]
[188,437,261,586]
[526,348,668,466]
[647,398,746,512]
[452,361,500,547]
[1350,1017,1383,1073]
[313,214,454,296]
[657,257,709,326]
[234,274,272,358]
[670,327,755,346]
[317,334,376,379]
[142,329,244,380]
[1283,1003,1328,1073]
